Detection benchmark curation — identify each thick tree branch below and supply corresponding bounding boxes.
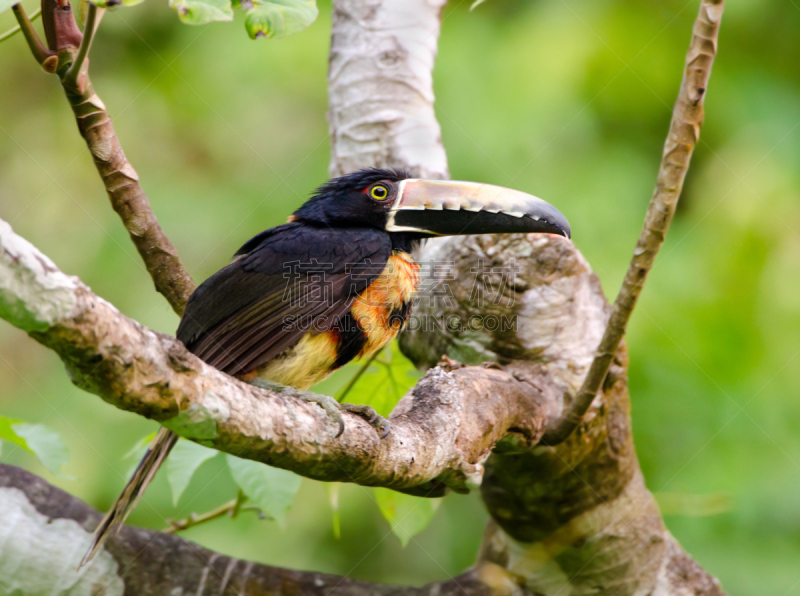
[0,217,550,495]
[541,0,725,445]
[328,0,449,180]
[0,464,516,596]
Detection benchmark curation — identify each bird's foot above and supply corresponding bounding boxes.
[299,393,347,437]
[339,403,391,439]
[247,379,389,439]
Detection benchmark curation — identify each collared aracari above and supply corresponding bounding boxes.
[82,168,570,564]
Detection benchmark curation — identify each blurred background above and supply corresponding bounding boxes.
[1,0,799,592]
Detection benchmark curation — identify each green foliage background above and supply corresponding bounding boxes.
[1,0,800,592]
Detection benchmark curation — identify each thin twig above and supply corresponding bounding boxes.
[0,7,41,43]
[11,4,51,64]
[63,2,103,87]
[541,0,725,445]
[164,491,266,533]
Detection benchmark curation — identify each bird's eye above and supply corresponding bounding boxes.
[369,184,389,201]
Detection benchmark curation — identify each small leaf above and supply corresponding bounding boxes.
[0,416,28,451]
[124,432,157,459]
[11,422,73,479]
[1,417,73,478]
[243,0,317,40]
[374,488,440,547]
[166,440,219,505]
[342,343,421,417]
[469,0,487,10]
[169,0,233,24]
[226,454,301,526]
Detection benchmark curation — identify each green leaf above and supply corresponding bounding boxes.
[226,454,301,526]
[243,0,317,40]
[469,0,487,10]
[8,419,75,480]
[1,417,72,478]
[169,0,233,25]
[0,417,28,451]
[374,488,440,547]
[166,440,219,505]
[342,343,422,417]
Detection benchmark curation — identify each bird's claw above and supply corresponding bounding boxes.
[297,395,389,438]
[246,379,389,439]
[339,403,391,438]
[300,393,346,437]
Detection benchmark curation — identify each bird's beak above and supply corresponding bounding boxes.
[386,179,571,239]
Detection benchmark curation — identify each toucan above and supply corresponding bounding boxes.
[82,168,570,564]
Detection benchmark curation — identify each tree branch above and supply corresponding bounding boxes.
[328,0,725,590]
[62,2,103,88]
[15,0,195,314]
[541,0,725,445]
[0,7,41,44]
[11,4,52,65]
[0,464,513,596]
[0,217,550,494]
[164,491,265,534]
[40,0,82,52]
[328,0,449,180]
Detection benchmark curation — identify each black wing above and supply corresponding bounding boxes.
[176,223,391,377]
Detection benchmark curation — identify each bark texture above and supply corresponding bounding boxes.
[328,0,449,180]
[0,464,514,596]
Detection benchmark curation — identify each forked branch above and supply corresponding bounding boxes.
[13,0,195,314]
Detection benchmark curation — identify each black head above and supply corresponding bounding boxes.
[292,168,411,229]
[291,168,571,239]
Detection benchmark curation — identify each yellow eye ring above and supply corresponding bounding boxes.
[369,184,389,200]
